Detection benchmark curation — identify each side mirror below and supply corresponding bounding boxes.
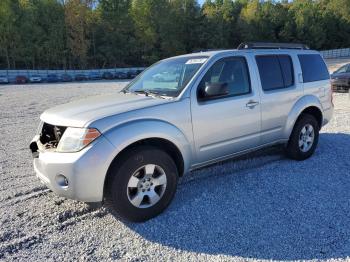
[200,82,229,100]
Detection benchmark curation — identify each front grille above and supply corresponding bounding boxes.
[39,123,67,149]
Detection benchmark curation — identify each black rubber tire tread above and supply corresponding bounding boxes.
[105,145,178,222]
[285,113,320,161]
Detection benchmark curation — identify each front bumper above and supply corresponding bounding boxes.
[331,79,350,91]
[31,135,116,202]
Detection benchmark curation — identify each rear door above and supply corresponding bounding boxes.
[190,54,261,164]
[254,52,303,143]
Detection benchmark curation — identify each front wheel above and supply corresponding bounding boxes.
[106,146,178,222]
[285,113,320,160]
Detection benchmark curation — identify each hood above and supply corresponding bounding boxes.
[40,92,169,127]
[331,72,350,79]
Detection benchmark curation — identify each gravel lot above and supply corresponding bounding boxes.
[0,80,349,261]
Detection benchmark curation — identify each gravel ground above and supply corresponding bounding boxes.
[0,80,349,261]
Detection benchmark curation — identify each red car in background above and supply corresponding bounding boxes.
[15,75,28,84]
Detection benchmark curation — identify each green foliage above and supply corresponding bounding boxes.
[0,0,349,69]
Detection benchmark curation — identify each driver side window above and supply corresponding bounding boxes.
[198,56,251,100]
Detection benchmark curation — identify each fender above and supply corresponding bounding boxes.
[283,95,323,139]
[102,119,193,175]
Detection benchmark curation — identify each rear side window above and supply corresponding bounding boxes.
[298,54,329,82]
[256,55,294,91]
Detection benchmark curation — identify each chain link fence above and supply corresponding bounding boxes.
[0,67,145,83]
[320,48,350,59]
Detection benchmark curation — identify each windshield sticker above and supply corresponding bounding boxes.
[185,58,207,65]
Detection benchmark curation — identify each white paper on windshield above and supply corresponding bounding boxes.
[185,58,207,65]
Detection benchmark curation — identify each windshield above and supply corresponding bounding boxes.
[334,64,349,74]
[124,56,208,97]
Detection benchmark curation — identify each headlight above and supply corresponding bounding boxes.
[56,127,101,153]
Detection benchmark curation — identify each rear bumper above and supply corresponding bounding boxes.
[31,135,115,202]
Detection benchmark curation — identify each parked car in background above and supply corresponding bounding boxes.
[127,70,139,79]
[30,42,333,222]
[29,75,42,83]
[102,71,114,80]
[15,75,28,84]
[0,75,9,84]
[75,73,88,81]
[61,73,73,82]
[114,71,128,79]
[47,74,60,83]
[136,69,144,75]
[88,72,102,80]
[331,63,350,92]
[152,71,179,82]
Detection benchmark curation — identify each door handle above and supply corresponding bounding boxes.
[246,100,259,109]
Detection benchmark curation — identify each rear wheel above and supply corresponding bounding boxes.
[105,146,178,222]
[285,113,319,160]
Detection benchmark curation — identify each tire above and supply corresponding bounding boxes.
[285,113,320,161]
[105,146,178,222]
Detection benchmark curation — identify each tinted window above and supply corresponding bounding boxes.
[256,55,294,91]
[256,56,284,90]
[298,54,329,82]
[198,57,251,99]
[279,55,294,87]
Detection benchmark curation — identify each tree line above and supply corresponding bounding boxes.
[1,0,350,70]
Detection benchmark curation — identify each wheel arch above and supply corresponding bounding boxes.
[101,120,192,198]
[297,106,323,128]
[103,137,185,199]
[284,95,323,139]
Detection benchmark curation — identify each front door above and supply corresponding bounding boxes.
[190,55,261,164]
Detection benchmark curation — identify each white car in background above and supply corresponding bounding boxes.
[29,75,43,83]
[0,75,9,84]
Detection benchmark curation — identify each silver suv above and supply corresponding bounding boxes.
[30,42,333,222]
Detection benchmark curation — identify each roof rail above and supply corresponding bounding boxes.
[237,42,310,50]
[192,49,224,53]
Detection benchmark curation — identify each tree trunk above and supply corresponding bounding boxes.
[5,46,10,69]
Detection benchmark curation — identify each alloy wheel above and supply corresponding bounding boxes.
[127,164,167,208]
[298,124,315,152]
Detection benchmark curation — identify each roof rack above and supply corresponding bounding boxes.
[192,49,224,53]
[237,42,310,50]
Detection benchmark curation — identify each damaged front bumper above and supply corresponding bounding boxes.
[29,134,116,203]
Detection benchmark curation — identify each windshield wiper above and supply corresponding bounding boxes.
[133,90,170,99]
[133,90,152,96]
